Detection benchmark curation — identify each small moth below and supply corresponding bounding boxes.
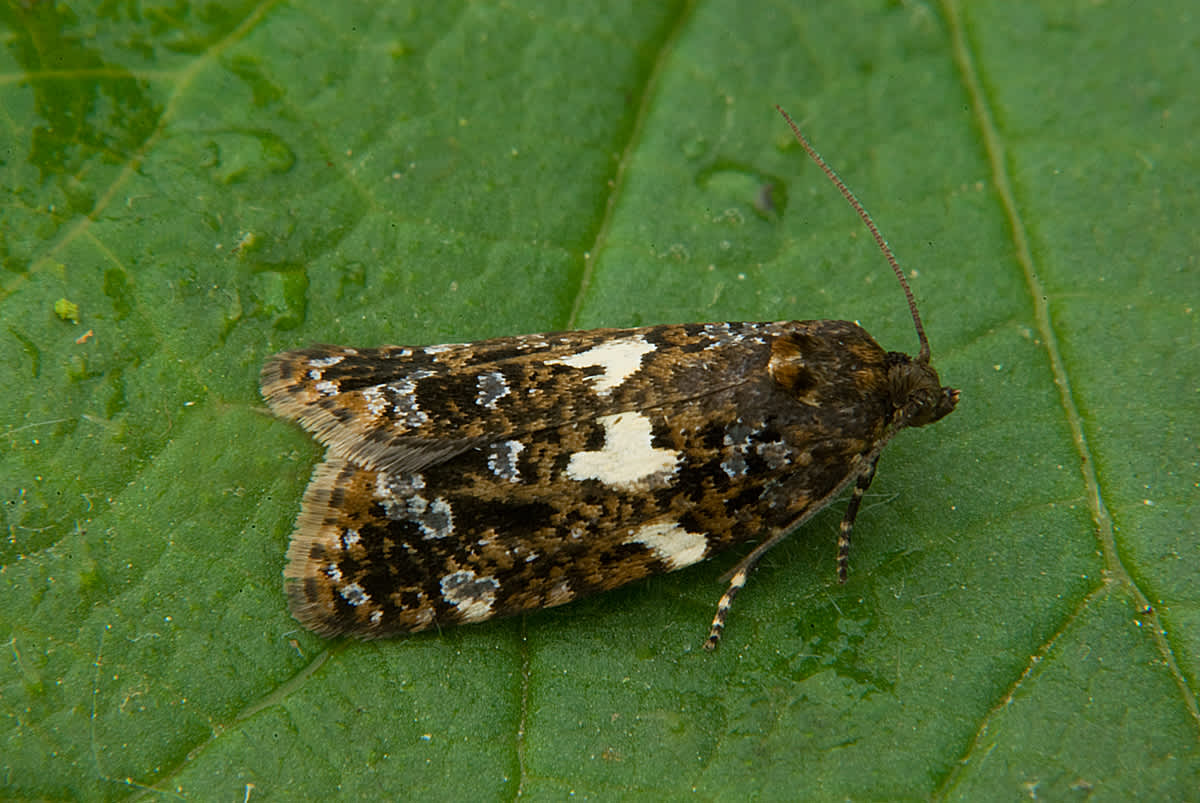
[261,107,959,650]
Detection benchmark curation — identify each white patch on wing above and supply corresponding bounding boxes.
[375,471,425,502]
[487,439,524,482]
[440,570,500,622]
[548,335,655,394]
[475,371,511,409]
[625,521,708,570]
[720,420,760,478]
[412,496,453,539]
[361,385,387,416]
[375,472,451,537]
[339,582,369,606]
[565,413,679,489]
[386,370,433,428]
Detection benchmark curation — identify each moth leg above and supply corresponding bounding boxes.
[704,564,753,651]
[704,455,883,650]
[837,455,880,583]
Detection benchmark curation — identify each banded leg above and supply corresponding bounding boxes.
[704,454,882,650]
[704,565,752,651]
[837,456,879,583]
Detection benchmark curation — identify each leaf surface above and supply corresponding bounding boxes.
[1,1,1196,799]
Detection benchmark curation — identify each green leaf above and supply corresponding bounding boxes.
[2,1,1196,799]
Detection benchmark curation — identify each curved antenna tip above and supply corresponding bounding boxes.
[775,105,931,363]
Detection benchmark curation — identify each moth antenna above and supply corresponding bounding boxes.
[775,105,931,364]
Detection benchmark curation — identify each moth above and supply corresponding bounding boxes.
[261,107,959,650]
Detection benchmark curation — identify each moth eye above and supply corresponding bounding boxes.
[906,386,953,428]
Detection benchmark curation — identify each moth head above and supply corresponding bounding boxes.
[887,354,959,428]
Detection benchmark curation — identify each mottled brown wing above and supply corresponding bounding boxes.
[261,322,792,474]
[278,321,896,638]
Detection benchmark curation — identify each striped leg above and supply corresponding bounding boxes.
[704,566,750,651]
[704,455,883,650]
[837,457,879,583]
